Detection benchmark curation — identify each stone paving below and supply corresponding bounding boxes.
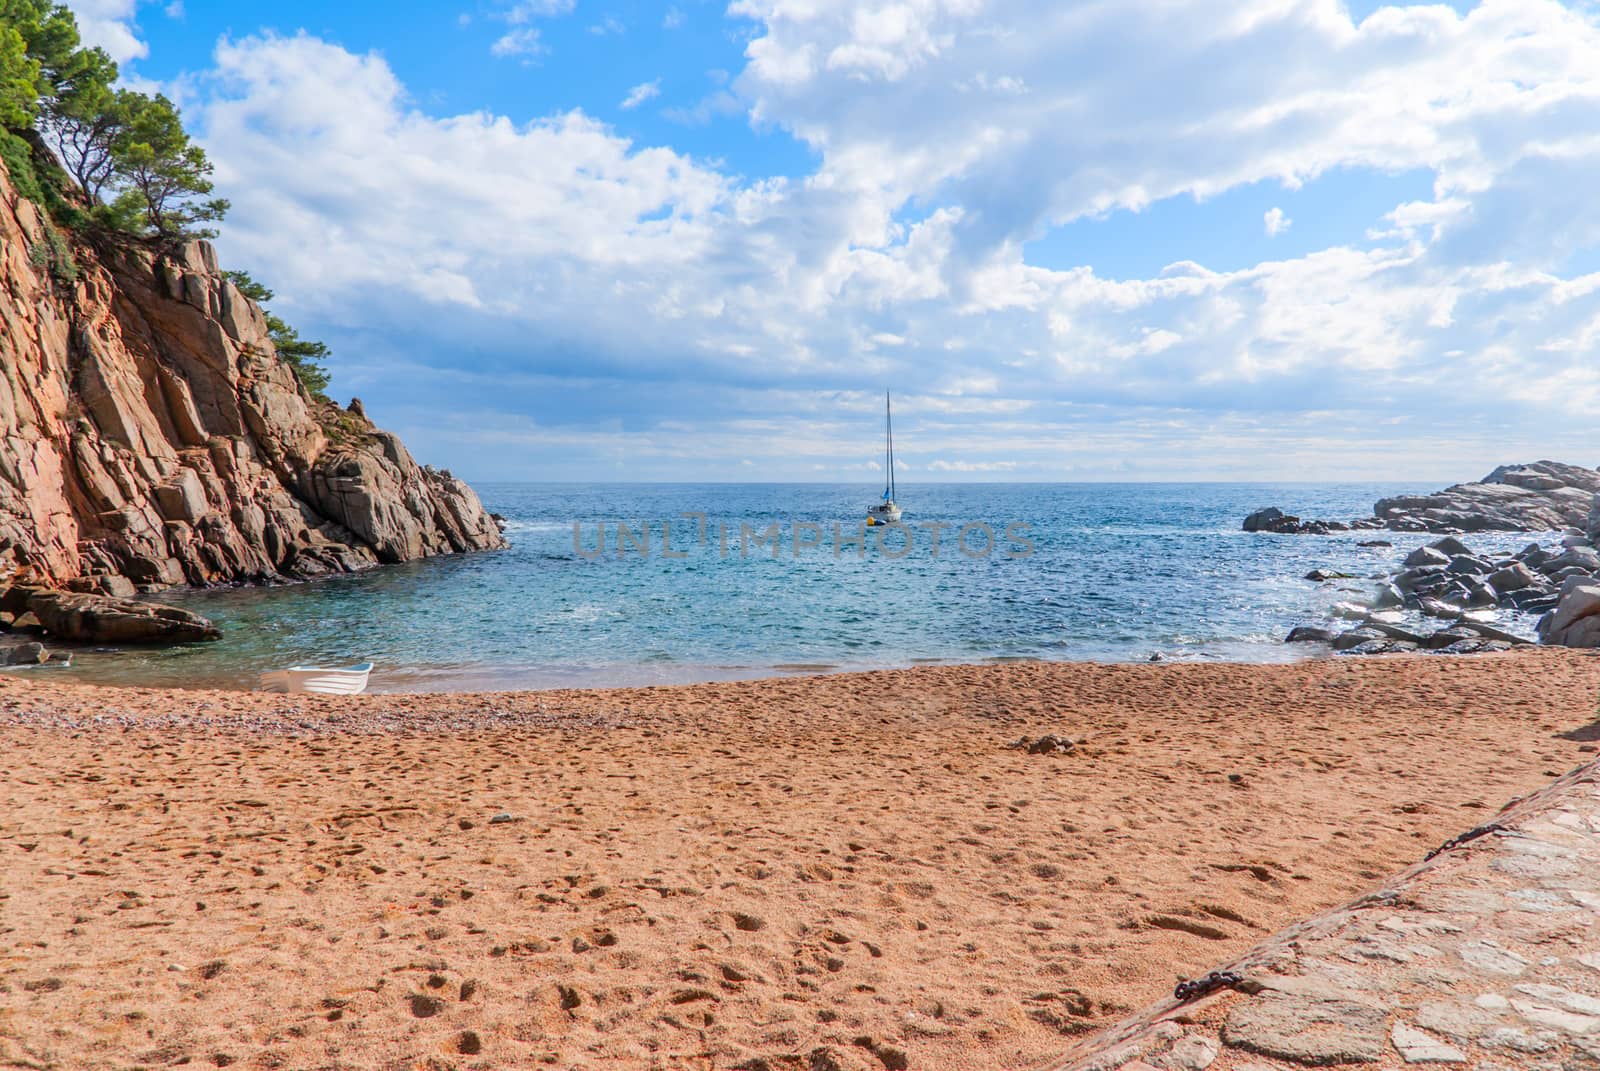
[1045,761,1600,1071]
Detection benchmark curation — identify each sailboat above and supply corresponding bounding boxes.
[866,391,903,527]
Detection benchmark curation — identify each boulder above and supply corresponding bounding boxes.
[1244,507,1300,534]
[1404,546,1451,570]
[1446,554,1492,575]
[1370,583,1404,610]
[1488,561,1538,593]
[1458,620,1532,646]
[1420,596,1466,619]
[1425,625,1479,650]
[1464,580,1499,607]
[1304,569,1355,582]
[1286,626,1337,643]
[1429,536,1474,558]
[1543,546,1600,574]
[24,589,220,644]
[5,640,47,664]
[1362,621,1427,645]
[1344,638,1418,655]
[1332,627,1385,651]
[1552,614,1600,649]
[1540,580,1600,644]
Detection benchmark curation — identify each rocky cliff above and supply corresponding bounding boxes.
[0,159,504,598]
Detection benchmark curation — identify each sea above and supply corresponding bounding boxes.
[28,482,1557,693]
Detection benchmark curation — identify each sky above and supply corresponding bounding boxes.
[59,0,1600,483]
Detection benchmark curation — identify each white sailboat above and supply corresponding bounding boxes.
[866,391,903,526]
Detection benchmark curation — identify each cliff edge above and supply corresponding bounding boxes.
[0,158,505,597]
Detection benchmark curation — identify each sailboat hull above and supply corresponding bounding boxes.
[867,503,902,525]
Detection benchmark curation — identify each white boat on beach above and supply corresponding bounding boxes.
[867,390,903,527]
[259,662,374,695]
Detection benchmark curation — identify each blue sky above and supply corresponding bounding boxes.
[64,0,1600,482]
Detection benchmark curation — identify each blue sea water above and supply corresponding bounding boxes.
[41,482,1555,692]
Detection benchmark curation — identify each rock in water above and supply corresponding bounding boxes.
[0,156,505,595]
[1244,507,1299,533]
[5,641,47,664]
[23,589,219,644]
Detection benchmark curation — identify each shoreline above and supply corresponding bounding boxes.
[3,651,1599,1069]
[4,648,1317,697]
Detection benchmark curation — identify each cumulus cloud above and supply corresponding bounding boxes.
[1263,207,1290,236]
[136,2,1600,478]
[620,79,660,110]
[65,0,147,63]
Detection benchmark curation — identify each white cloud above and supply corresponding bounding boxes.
[168,2,1600,479]
[1263,206,1290,236]
[664,7,685,29]
[927,459,1018,472]
[64,0,147,63]
[621,79,660,110]
[503,0,574,20]
[491,27,546,59]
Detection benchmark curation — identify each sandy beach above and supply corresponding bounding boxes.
[2,651,1598,1071]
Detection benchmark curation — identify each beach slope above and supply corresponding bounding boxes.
[1,653,1596,1070]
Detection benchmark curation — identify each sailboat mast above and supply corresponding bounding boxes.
[886,391,895,500]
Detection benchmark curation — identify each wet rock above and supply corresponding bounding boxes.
[1332,628,1385,651]
[1371,583,1405,609]
[1244,508,1302,534]
[1286,626,1337,643]
[4,640,47,664]
[1304,569,1355,582]
[1446,554,1493,576]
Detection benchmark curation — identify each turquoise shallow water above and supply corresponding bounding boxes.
[29,482,1554,692]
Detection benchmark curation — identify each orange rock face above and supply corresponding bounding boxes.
[0,161,504,592]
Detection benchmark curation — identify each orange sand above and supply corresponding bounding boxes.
[1,651,1598,1071]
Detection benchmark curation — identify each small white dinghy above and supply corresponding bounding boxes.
[259,662,374,695]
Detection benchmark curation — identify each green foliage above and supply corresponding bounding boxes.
[222,269,272,304]
[267,316,332,397]
[0,2,227,244]
[0,25,40,129]
[223,270,334,399]
[1,128,77,284]
[109,92,227,239]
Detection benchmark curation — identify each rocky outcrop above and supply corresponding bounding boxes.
[1245,461,1600,535]
[1540,577,1600,648]
[1284,532,1597,655]
[25,588,219,644]
[0,158,505,598]
[1043,760,1600,1071]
